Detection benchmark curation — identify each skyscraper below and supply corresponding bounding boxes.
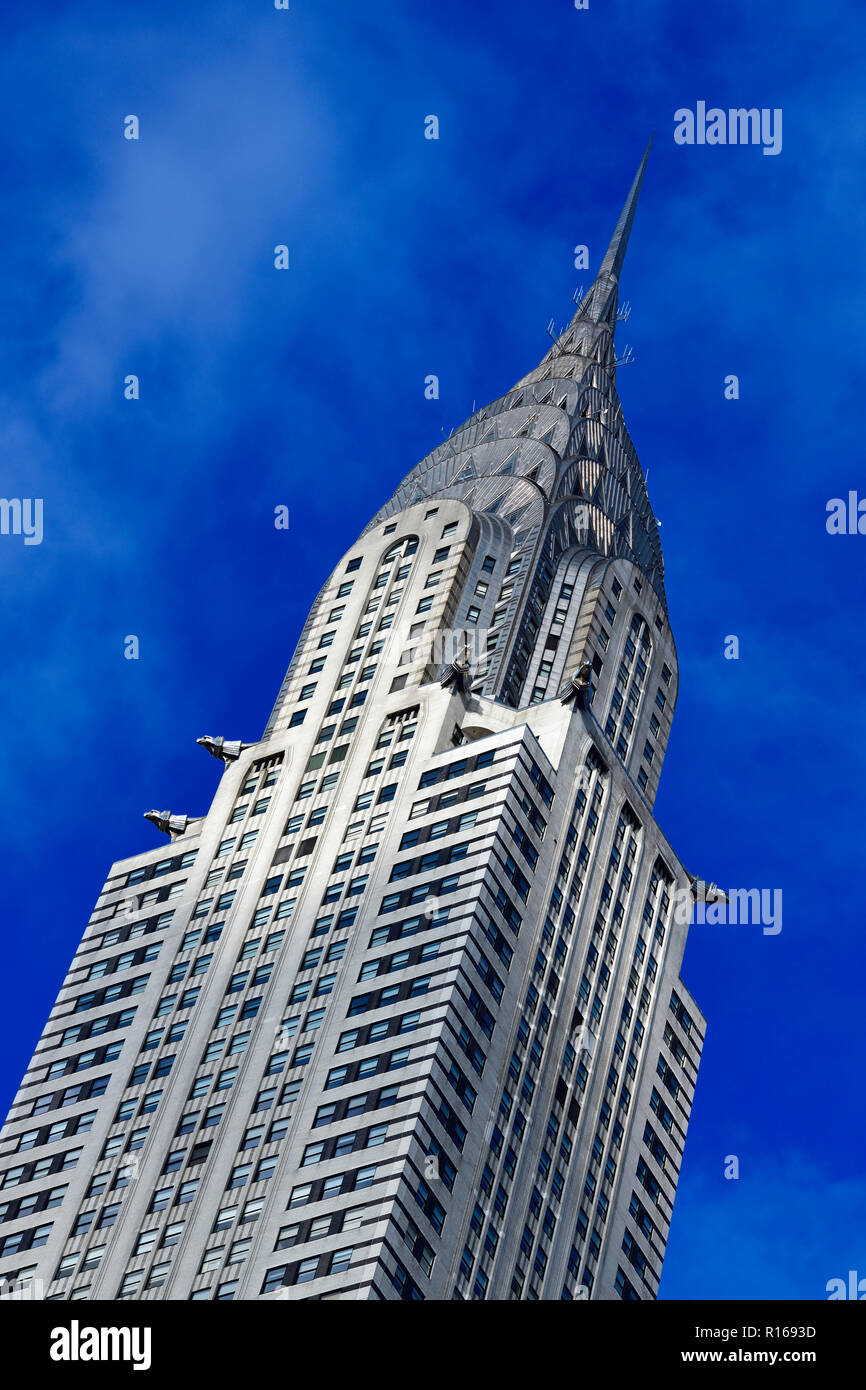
[0,143,705,1302]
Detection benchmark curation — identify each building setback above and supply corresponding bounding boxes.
[0,143,706,1302]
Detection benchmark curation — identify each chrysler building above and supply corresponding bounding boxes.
[0,142,705,1301]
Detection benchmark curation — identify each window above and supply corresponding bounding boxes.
[329,1247,353,1274]
[207,1206,238,1238]
[275,1221,302,1251]
[197,1246,224,1275]
[227,1163,252,1190]
[290,1257,316,1284]
[241,1124,265,1151]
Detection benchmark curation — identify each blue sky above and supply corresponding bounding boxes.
[1,0,864,1299]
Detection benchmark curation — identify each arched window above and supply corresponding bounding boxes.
[382,535,419,564]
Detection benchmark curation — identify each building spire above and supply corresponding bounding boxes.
[581,136,653,325]
[599,135,653,281]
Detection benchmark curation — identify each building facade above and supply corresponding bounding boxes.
[0,144,706,1302]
